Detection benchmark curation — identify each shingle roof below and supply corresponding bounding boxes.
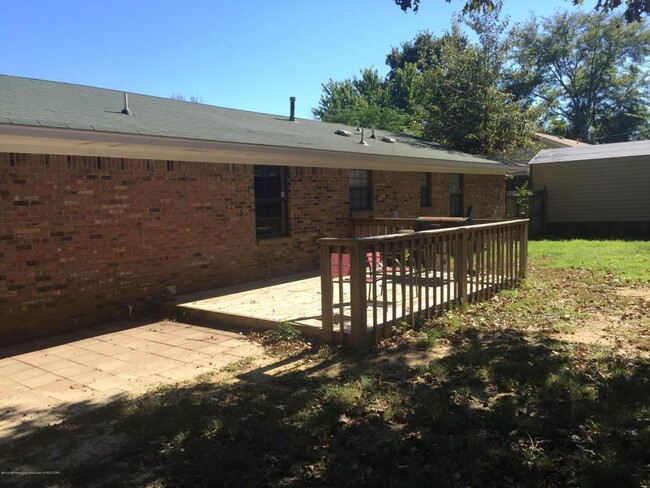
[0,75,513,172]
[530,140,650,165]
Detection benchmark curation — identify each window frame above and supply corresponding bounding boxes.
[449,173,463,217]
[420,173,431,208]
[254,165,289,238]
[349,169,372,211]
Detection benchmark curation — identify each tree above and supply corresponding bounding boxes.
[420,23,534,156]
[394,0,649,23]
[312,69,422,134]
[509,12,649,142]
[313,3,536,157]
[386,31,463,78]
[318,105,414,134]
[312,69,387,119]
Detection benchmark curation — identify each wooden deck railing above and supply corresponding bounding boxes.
[320,219,528,348]
[350,217,416,237]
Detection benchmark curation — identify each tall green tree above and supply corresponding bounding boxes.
[313,3,536,158]
[420,12,534,156]
[312,69,386,119]
[509,12,650,142]
[386,31,463,78]
[312,69,416,133]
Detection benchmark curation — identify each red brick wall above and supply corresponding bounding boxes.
[464,174,507,219]
[0,154,350,345]
[350,170,505,219]
[0,154,504,345]
[430,173,449,215]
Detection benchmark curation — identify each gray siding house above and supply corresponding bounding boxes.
[530,140,650,237]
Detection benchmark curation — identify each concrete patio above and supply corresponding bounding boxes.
[0,319,266,442]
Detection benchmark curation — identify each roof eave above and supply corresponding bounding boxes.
[0,124,516,175]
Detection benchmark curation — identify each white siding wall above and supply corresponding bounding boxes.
[531,156,650,222]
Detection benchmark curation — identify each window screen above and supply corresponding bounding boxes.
[254,166,288,237]
[449,173,462,217]
[349,169,371,210]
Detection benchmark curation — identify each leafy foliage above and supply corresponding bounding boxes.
[508,12,650,142]
[313,69,421,134]
[314,5,537,159]
[418,12,534,156]
[316,6,649,153]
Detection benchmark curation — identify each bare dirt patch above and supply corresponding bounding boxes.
[617,286,650,302]
[551,284,650,357]
[552,313,621,348]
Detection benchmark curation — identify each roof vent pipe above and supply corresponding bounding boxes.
[289,96,296,121]
[121,93,132,116]
[371,126,376,139]
[359,128,368,146]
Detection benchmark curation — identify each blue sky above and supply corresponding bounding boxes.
[1,0,597,119]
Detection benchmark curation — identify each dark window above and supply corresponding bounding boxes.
[420,173,431,207]
[349,169,371,210]
[254,165,288,238]
[449,173,463,217]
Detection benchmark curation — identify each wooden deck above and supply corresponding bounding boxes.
[168,272,325,338]
[163,219,528,348]
[165,270,461,342]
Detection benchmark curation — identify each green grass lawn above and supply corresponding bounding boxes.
[1,240,649,487]
[529,239,650,281]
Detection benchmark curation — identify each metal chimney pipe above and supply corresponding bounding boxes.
[359,128,367,145]
[121,93,132,116]
[289,96,296,121]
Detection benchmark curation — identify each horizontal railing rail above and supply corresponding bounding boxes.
[321,219,528,348]
[349,217,416,238]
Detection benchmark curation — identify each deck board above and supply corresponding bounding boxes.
[168,270,486,340]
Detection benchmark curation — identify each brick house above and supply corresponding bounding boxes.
[0,75,517,345]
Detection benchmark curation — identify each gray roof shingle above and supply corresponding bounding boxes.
[0,75,512,169]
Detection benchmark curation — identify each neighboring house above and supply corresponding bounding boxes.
[534,133,590,150]
[0,75,517,345]
[506,133,591,221]
[529,140,650,237]
[511,132,590,166]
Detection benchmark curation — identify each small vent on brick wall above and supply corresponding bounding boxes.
[167,160,174,172]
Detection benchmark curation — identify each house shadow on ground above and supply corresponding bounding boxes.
[1,327,648,488]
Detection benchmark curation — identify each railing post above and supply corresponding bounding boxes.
[520,220,529,280]
[349,243,368,348]
[320,242,334,344]
[455,228,468,304]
